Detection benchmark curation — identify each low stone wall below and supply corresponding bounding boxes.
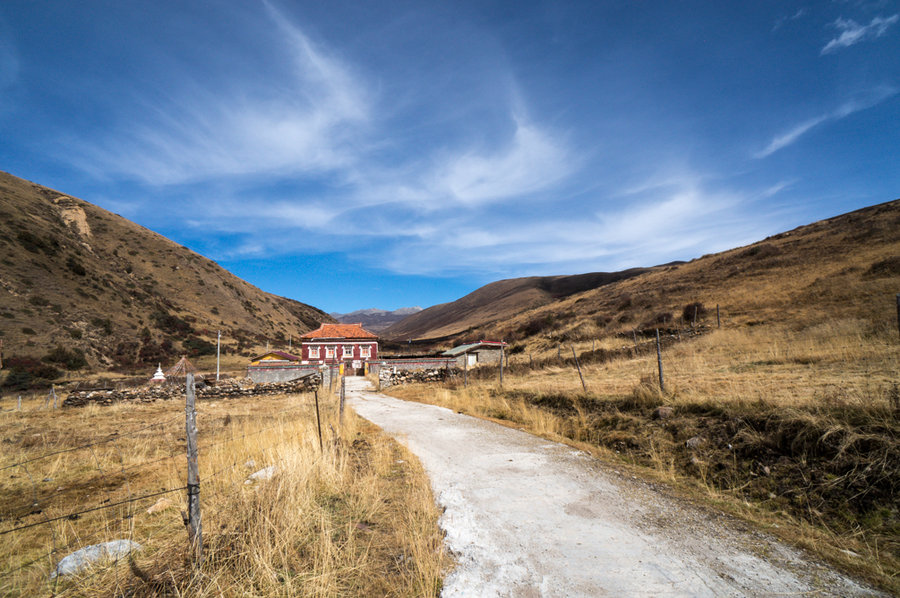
[373,358,456,372]
[63,374,321,407]
[379,367,459,388]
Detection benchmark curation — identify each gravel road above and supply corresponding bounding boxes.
[345,377,881,597]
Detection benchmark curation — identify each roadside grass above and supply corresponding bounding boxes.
[387,320,899,594]
[1,388,449,597]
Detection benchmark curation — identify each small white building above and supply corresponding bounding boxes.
[442,341,507,368]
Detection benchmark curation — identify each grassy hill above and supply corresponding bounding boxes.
[388,199,900,351]
[0,170,332,387]
[382,269,652,341]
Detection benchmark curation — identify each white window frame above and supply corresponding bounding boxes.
[308,346,320,359]
[342,344,354,358]
[325,346,335,359]
[360,345,371,358]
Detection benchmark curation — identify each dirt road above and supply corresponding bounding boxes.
[345,377,880,597]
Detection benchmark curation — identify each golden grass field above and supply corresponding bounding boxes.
[0,385,450,597]
[388,317,900,594]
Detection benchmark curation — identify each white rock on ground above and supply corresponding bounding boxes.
[53,540,141,577]
[245,465,276,484]
[344,376,884,598]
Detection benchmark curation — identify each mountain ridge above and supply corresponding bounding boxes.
[0,170,332,376]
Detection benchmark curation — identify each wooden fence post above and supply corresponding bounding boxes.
[632,329,638,350]
[17,395,22,411]
[896,294,900,339]
[216,330,220,382]
[693,305,698,327]
[571,347,587,392]
[716,304,721,328]
[185,373,202,563]
[655,329,665,394]
[339,375,345,426]
[499,347,504,387]
[314,390,323,452]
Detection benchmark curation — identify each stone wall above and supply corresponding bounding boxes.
[378,367,459,388]
[63,374,321,407]
[247,364,321,384]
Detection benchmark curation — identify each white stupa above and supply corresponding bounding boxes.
[151,364,166,383]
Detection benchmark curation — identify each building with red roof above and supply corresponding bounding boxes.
[300,323,378,373]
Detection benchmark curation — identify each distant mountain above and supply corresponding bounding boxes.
[380,271,651,341]
[330,306,423,333]
[0,170,332,373]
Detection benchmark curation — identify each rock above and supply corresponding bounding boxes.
[652,406,673,420]
[53,540,141,577]
[146,497,173,514]
[685,436,706,449]
[245,465,276,484]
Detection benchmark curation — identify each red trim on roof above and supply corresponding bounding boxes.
[300,323,378,340]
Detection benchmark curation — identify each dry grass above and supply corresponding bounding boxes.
[0,386,449,596]
[387,319,900,593]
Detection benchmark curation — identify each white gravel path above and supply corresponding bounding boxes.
[345,377,882,597]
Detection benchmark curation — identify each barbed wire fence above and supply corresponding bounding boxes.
[0,375,336,595]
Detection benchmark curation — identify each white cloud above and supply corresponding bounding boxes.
[821,14,899,54]
[75,5,370,184]
[772,8,807,32]
[427,117,573,205]
[754,86,897,158]
[368,179,774,277]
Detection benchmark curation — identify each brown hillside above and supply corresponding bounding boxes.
[383,268,651,341]
[391,199,900,349]
[0,171,332,377]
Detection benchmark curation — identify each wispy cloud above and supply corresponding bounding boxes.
[821,14,899,54]
[73,5,370,184]
[425,117,573,205]
[772,8,807,32]
[754,86,897,158]
[363,179,775,277]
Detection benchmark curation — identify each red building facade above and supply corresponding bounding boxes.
[300,323,378,370]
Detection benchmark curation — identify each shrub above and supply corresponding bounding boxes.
[16,230,59,255]
[66,256,87,276]
[152,311,193,335]
[21,327,36,335]
[183,336,216,356]
[67,328,83,339]
[91,317,113,335]
[43,345,88,370]
[639,312,672,330]
[681,302,706,323]
[28,295,50,306]
[1,356,61,389]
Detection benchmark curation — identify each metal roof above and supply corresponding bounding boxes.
[441,341,507,356]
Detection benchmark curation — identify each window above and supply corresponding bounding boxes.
[342,345,354,358]
[360,345,371,358]
[325,346,335,359]
[308,346,320,359]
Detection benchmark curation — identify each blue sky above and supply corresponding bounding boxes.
[1,1,898,313]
